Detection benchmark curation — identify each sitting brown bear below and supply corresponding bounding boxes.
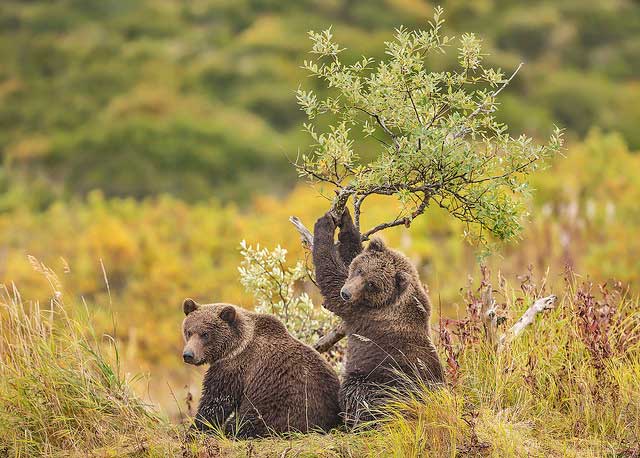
[181,300,341,438]
[312,210,444,426]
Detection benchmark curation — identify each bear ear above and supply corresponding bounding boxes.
[396,271,411,294]
[219,305,237,323]
[367,237,387,252]
[183,298,199,316]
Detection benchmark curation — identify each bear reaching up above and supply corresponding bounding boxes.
[181,300,341,438]
[312,210,444,427]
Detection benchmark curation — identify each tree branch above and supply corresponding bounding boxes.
[361,217,410,240]
[313,322,346,353]
[468,154,539,185]
[402,67,423,126]
[331,188,353,218]
[294,162,343,188]
[289,216,314,249]
[351,106,400,152]
[361,192,430,240]
[353,193,366,232]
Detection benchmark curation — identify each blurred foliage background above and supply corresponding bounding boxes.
[1,0,639,416]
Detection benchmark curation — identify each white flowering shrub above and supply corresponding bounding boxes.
[238,240,334,343]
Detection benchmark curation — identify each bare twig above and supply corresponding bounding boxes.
[452,62,524,141]
[351,106,400,152]
[289,216,314,249]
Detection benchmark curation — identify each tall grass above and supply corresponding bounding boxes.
[0,272,177,456]
[429,269,640,457]
[1,263,638,457]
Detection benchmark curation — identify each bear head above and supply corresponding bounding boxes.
[181,299,252,366]
[339,237,413,311]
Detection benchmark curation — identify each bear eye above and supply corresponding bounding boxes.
[186,330,193,339]
[366,280,377,291]
[201,332,209,340]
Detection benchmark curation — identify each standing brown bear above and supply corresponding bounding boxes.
[181,300,341,438]
[312,210,444,427]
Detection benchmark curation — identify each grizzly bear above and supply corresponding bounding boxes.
[312,210,444,427]
[181,300,341,438]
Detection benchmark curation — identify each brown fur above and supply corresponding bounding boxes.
[312,211,444,427]
[181,300,341,438]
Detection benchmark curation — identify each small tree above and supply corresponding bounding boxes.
[295,7,562,244]
[244,8,563,349]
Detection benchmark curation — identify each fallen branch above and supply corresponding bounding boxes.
[313,322,346,353]
[478,274,557,351]
[500,295,557,348]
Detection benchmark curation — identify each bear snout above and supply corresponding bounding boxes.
[341,276,365,302]
[182,349,195,364]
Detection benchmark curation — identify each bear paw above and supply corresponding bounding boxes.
[338,209,360,237]
[314,212,337,236]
